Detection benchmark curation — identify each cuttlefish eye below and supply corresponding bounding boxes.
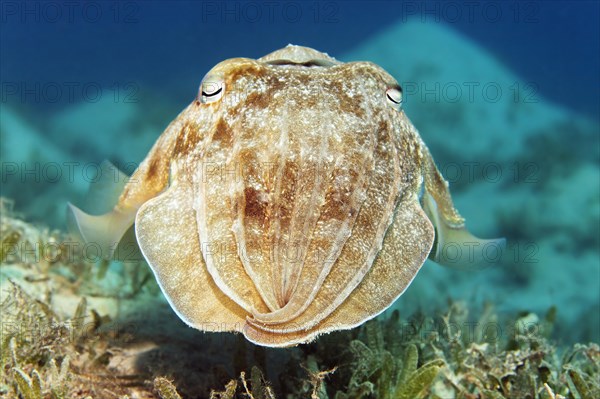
[386,85,402,110]
[199,74,225,103]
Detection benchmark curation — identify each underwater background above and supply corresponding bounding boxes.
[1,1,599,398]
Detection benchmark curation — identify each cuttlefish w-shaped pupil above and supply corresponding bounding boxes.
[67,44,504,347]
[203,86,221,97]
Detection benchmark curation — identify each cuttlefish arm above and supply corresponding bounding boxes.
[67,115,184,259]
[134,165,249,330]
[420,146,505,270]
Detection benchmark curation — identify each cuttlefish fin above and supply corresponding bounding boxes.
[422,151,505,270]
[86,160,130,213]
[67,161,136,260]
[67,203,136,260]
[67,116,182,260]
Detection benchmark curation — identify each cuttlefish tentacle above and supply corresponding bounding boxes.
[193,91,273,315]
[275,69,377,316]
[135,161,247,329]
[269,98,300,309]
[251,68,378,325]
[275,96,330,308]
[245,191,434,346]
[228,79,285,312]
[420,145,505,269]
[248,107,404,332]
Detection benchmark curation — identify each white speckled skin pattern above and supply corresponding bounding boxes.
[69,45,501,347]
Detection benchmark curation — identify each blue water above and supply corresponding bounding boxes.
[2,1,598,119]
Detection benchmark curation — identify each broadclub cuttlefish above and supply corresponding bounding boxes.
[68,45,503,347]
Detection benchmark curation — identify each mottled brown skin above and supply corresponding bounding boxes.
[69,45,501,347]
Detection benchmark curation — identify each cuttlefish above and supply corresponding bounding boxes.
[68,45,503,347]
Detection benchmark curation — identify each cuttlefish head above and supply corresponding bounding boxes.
[68,45,504,347]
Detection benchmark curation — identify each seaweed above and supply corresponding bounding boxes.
[209,366,276,399]
[1,199,598,398]
[0,282,92,398]
[331,323,444,399]
[205,304,598,398]
[153,377,183,399]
